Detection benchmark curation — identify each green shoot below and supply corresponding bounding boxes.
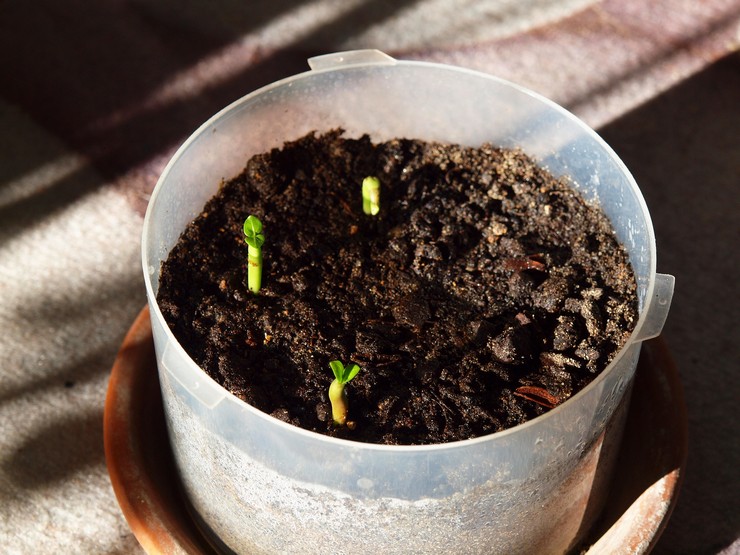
[243,215,264,294]
[362,176,380,216]
[328,360,361,426]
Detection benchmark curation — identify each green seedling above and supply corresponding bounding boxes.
[243,215,264,294]
[328,360,361,427]
[362,176,380,216]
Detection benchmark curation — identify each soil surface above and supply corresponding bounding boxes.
[157,130,638,445]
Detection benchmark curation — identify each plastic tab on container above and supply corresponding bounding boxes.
[308,49,396,71]
[161,340,226,409]
[634,273,675,342]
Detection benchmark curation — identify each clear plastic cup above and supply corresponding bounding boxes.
[142,50,674,554]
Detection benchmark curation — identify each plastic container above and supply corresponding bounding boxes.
[142,50,674,554]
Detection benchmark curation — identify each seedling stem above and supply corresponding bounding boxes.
[243,215,264,294]
[362,176,380,216]
[328,360,361,426]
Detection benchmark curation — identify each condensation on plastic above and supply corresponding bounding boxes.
[142,50,674,554]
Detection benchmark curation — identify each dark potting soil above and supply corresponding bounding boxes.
[157,130,638,445]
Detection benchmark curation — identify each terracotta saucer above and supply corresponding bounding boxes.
[104,307,688,554]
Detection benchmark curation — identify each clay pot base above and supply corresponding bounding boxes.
[104,307,687,554]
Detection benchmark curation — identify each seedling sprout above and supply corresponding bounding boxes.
[328,360,361,426]
[243,215,264,294]
[362,176,380,216]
